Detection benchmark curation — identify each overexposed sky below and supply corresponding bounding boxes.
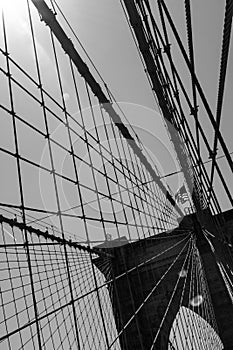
[0,0,232,242]
[0,4,230,350]
[51,0,233,210]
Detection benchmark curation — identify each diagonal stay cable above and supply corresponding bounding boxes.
[145,0,233,210]
[169,236,194,349]
[108,236,191,348]
[0,232,190,344]
[5,146,232,230]
[51,0,166,182]
[30,0,183,218]
[184,0,202,190]
[158,0,233,174]
[122,0,195,200]
[0,213,111,257]
[120,0,233,210]
[208,0,233,204]
[27,177,178,226]
[149,236,193,349]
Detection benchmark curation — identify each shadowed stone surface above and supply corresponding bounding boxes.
[94,212,233,349]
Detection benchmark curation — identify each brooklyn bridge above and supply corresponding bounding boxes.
[0,0,233,349]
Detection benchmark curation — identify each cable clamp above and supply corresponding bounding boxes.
[163,43,171,54]
[208,149,218,159]
[190,106,199,117]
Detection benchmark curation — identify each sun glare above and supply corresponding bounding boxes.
[0,0,24,17]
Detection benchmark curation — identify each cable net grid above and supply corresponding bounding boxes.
[120,0,233,217]
[0,218,121,349]
[0,0,179,245]
[0,1,230,349]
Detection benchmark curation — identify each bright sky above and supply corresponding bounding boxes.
[0,2,230,348]
[52,0,233,210]
[0,0,232,240]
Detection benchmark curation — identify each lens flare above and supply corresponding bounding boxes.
[190,295,204,307]
[0,0,24,17]
[178,269,188,278]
